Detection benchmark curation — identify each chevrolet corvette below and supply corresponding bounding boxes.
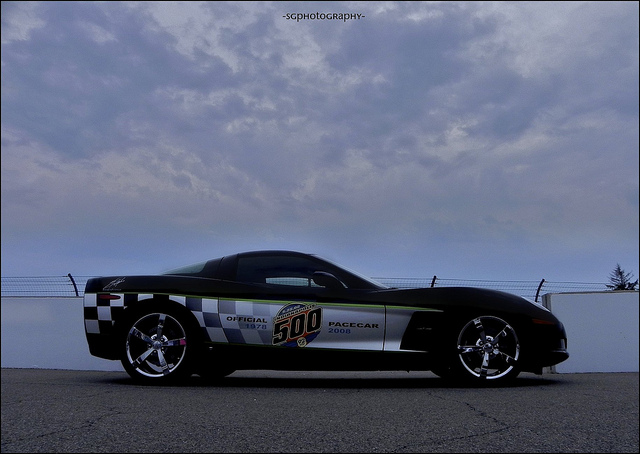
[83,250,568,384]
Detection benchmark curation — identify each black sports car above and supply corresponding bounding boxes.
[84,250,568,384]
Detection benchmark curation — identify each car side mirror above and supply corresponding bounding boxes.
[312,271,344,290]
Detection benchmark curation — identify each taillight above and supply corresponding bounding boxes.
[98,294,121,300]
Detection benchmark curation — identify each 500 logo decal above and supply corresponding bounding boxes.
[272,303,322,347]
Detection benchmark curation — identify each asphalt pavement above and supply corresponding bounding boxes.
[1,368,638,453]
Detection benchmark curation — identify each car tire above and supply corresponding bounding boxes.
[120,305,197,384]
[450,315,521,384]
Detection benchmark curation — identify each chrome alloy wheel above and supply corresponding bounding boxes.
[457,316,520,380]
[125,312,188,379]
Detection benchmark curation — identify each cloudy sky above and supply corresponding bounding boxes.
[1,1,638,283]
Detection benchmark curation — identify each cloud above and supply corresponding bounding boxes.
[1,1,638,281]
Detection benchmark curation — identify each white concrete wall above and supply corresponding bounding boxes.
[543,291,639,373]
[2,292,638,373]
[1,297,121,371]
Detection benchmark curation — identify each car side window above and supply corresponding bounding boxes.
[237,256,344,288]
[265,277,322,287]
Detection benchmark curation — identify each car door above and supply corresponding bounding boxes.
[218,254,386,351]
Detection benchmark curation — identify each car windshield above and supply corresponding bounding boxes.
[315,255,388,289]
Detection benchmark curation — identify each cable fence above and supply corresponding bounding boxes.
[1,274,612,302]
[374,277,610,302]
[1,275,91,298]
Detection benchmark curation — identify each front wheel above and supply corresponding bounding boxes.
[121,309,195,384]
[451,315,521,383]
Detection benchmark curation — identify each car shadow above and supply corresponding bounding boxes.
[105,371,565,389]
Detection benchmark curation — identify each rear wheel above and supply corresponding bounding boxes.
[121,308,195,384]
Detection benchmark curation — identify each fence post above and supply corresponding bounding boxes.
[430,275,437,288]
[68,273,79,297]
[535,278,545,303]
